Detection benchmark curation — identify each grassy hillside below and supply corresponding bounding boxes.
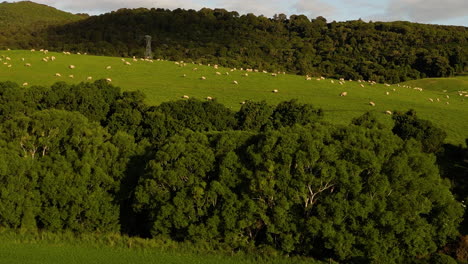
[0,1,82,27]
[0,1,84,50]
[1,49,467,145]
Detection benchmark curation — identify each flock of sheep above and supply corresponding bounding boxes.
[1,49,465,115]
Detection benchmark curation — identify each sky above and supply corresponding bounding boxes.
[8,0,468,27]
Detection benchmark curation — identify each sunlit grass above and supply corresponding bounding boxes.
[1,49,467,145]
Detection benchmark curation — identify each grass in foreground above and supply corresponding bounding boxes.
[0,230,319,264]
[0,50,467,145]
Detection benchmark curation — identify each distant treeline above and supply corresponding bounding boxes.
[0,80,467,263]
[4,8,462,83]
[2,8,467,83]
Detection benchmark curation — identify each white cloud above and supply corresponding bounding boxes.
[380,0,468,23]
[293,0,336,18]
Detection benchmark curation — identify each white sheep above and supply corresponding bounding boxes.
[69,65,75,69]
[340,92,347,96]
[369,101,375,106]
[106,66,112,70]
[55,73,61,77]
[24,63,31,67]
[272,89,278,93]
[22,82,28,86]
[182,95,189,99]
[200,76,206,80]
[87,76,93,81]
[233,80,238,85]
[69,75,74,78]
[385,110,392,115]
[206,96,213,100]
[106,78,112,82]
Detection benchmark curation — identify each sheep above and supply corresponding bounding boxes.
[446,95,450,99]
[21,58,25,61]
[125,61,131,65]
[240,101,246,105]
[385,110,392,115]
[271,73,277,77]
[215,72,221,75]
[392,88,396,92]
[369,101,375,107]
[24,63,31,67]
[106,78,112,82]
[106,66,112,70]
[87,76,93,81]
[68,75,74,78]
[50,56,56,61]
[69,65,75,69]
[436,98,440,102]
[42,58,48,62]
[272,89,279,93]
[200,76,206,80]
[233,80,238,85]
[182,74,187,77]
[182,95,189,99]
[192,68,198,71]
[386,91,390,95]
[55,73,61,77]
[6,57,11,61]
[225,72,230,75]
[306,77,312,81]
[340,92,347,96]
[360,84,365,88]
[7,65,12,68]
[243,73,249,77]
[446,102,450,105]
[330,80,334,84]
[428,98,434,102]
[31,49,35,52]
[206,96,213,100]
[22,82,28,86]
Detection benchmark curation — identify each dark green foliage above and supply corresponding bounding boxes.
[236,101,274,131]
[352,112,386,129]
[0,80,465,263]
[156,99,238,132]
[0,109,126,232]
[134,124,463,263]
[392,109,447,153]
[270,99,323,128]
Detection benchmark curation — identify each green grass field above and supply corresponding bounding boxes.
[0,231,316,264]
[1,50,467,145]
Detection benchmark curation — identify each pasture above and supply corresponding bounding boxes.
[0,231,313,264]
[1,49,467,145]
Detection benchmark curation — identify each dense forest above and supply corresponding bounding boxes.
[0,80,467,263]
[1,2,468,83]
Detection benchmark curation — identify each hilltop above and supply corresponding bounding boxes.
[0,2,467,83]
[0,1,84,49]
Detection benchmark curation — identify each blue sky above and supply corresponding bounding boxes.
[8,0,468,26]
